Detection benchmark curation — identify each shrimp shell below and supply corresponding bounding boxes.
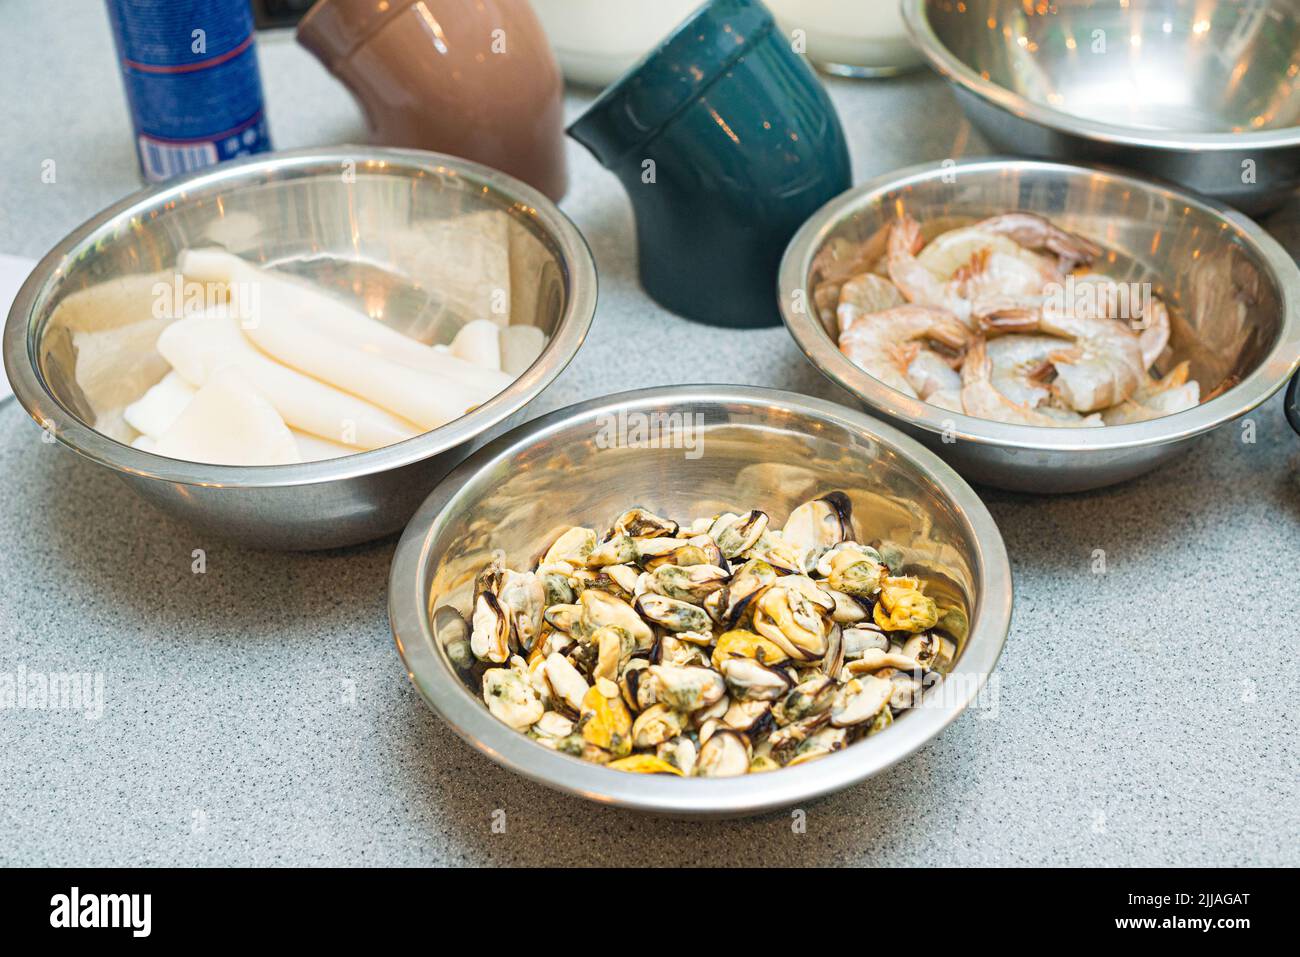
[839,305,971,399]
[977,299,1147,413]
[960,337,1101,427]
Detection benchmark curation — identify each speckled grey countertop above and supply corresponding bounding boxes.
[1,3,1297,867]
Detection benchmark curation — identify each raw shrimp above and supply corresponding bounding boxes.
[954,248,1062,307]
[960,338,1101,427]
[840,280,961,399]
[811,236,879,288]
[927,389,964,413]
[977,298,1147,413]
[1035,405,1105,427]
[887,215,979,321]
[1049,274,1170,368]
[1045,273,1132,321]
[839,305,970,399]
[830,210,1199,428]
[836,273,905,335]
[887,215,1060,322]
[916,224,1053,281]
[904,345,962,400]
[974,212,1103,273]
[812,236,883,318]
[1101,361,1200,424]
[984,334,1070,409]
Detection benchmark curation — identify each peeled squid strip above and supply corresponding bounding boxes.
[499,325,547,376]
[153,367,300,466]
[178,248,514,397]
[123,371,196,439]
[241,308,470,432]
[450,319,502,371]
[156,312,420,450]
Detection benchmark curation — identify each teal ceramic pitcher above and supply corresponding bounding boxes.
[569,0,852,328]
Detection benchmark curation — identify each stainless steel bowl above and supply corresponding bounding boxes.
[2,147,596,550]
[903,0,1300,214]
[779,158,1300,493]
[389,385,1012,816]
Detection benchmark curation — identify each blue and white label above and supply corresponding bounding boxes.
[106,0,272,182]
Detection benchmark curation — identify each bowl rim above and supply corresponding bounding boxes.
[902,0,1300,151]
[1,145,598,489]
[778,157,1300,454]
[388,384,1014,816]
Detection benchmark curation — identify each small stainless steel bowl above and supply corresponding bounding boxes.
[389,385,1012,817]
[2,147,596,550]
[903,0,1300,214]
[779,158,1300,493]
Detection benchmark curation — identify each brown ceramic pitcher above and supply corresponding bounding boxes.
[298,0,568,200]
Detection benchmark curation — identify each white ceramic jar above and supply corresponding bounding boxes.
[530,0,701,88]
[766,0,924,77]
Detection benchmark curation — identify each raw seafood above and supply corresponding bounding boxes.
[467,496,962,776]
[88,244,550,466]
[123,371,195,439]
[827,212,1202,426]
[450,319,504,371]
[837,305,969,399]
[887,214,1064,322]
[152,367,298,466]
[241,307,473,431]
[962,338,1099,427]
[180,249,514,398]
[977,298,1147,413]
[157,312,421,450]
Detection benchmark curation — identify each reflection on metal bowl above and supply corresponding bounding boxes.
[904,0,1300,214]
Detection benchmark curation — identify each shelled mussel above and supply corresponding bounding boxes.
[470,495,960,776]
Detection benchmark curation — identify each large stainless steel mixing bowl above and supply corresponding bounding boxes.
[389,385,1012,816]
[2,147,596,550]
[903,0,1300,214]
[779,158,1300,493]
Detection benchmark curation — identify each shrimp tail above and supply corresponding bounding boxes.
[950,248,991,299]
[976,212,1103,271]
[961,336,991,387]
[1153,360,1191,391]
[973,296,1045,333]
[889,214,925,258]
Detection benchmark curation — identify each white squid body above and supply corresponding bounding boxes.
[179,248,513,401]
[156,311,420,450]
[151,367,299,466]
[122,248,539,463]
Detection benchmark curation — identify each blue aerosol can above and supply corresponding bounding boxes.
[105,0,272,182]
